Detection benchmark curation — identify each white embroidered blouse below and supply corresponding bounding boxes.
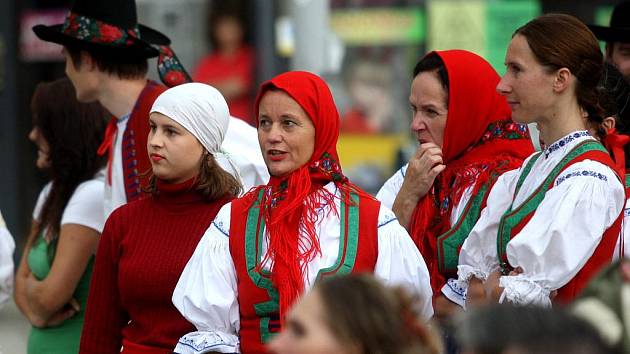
[172,182,433,353]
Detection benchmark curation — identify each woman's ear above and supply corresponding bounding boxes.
[552,67,573,93]
[602,116,616,132]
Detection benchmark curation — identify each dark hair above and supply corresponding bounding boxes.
[65,44,148,79]
[30,78,108,241]
[146,151,242,201]
[600,62,630,134]
[413,52,449,106]
[316,274,442,354]
[514,14,604,128]
[456,304,612,354]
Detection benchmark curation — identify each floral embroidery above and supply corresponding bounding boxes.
[310,152,345,182]
[61,12,140,47]
[213,220,229,237]
[157,45,192,87]
[555,170,608,186]
[479,120,529,145]
[60,13,192,88]
[267,180,288,209]
[378,211,397,228]
[545,131,591,158]
[446,278,467,298]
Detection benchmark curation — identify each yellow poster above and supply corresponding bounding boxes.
[337,134,407,194]
[427,0,486,56]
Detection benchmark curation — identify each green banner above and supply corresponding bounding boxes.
[486,0,541,73]
[330,8,425,46]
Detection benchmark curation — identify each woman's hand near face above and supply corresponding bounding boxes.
[392,142,446,230]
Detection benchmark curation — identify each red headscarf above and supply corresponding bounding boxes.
[247,71,367,317]
[408,50,534,292]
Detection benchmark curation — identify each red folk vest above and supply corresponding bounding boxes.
[497,140,623,304]
[229,190,380,353]
[122,80,167,202]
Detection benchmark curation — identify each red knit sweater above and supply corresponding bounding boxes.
[79,179,232,354]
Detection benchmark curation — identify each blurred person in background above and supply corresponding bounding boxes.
[340,60,398,134]
[581,63,630,260]
[14,77,107,354]
[572,259,630,354]
[589,1,630,80]
[456,304,612,354]
[194,3,255,125]
[79,83,240,354]
[268,274,443,354]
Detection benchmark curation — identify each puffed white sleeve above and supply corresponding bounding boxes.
[172,203,241,354]
[375,164,407,210]
[373,204,433,321]
[499,160,624,307]
[441,167,520,307]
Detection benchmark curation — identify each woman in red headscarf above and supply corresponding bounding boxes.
[171,71,432,354]
[376,50,534,316]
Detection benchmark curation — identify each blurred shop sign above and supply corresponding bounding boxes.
[330,8,424,46]
[20,9,66,62]
[427,0,539,73]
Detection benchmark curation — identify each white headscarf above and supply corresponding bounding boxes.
[150,82,242,181]
[150,82,229,154]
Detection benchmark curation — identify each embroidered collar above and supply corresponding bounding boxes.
[544,130,592,159]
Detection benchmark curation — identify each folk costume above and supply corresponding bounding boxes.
[79,84,236,354]
[454,130,625,307]
[376,50,534,299]
[172,72,432,354]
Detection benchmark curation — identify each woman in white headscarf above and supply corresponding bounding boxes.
[79,83,242,354]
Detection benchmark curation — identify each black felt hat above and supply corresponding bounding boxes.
[589,1,630,43]
[32,0,171,59]
[32,0,192,87]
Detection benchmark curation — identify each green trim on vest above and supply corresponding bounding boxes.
[436,182,490,275]
[315,192,360,280]
[496,140,608,274]
[625,174,630,189]
[244,190,278,343]
[244,189,361,343]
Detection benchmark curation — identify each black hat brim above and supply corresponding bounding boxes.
[588,24,630,43]
[32,23,160,59]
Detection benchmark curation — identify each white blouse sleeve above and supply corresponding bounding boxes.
[613,198,630,260]
[32,182,52,221]
[440,168,520,307]
[375,164,407,210]
[0,210,15,308]
[500,160,624,307]
[373,204,433,321]
[172,203,241,354]
[61,178,105,233]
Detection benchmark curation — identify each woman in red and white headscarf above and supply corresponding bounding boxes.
[376,50,534,317]
[172,71,432,354]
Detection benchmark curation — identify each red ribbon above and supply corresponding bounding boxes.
[97,117,118,184]
[603,128,630,181]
